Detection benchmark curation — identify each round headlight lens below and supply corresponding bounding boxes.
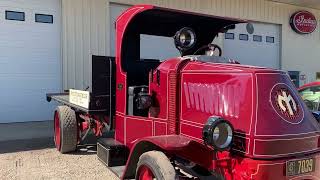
[174,27,196,51]
[212,122,233,149]
[202,116,234,151]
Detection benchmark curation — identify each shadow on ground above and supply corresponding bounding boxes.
[0,135,101,155]
[0,130,115,155]
[0,137,55,154]
[0,138,99,155]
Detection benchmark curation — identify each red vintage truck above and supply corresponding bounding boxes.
[47,4,320,180]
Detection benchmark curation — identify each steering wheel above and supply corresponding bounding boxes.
[194,44,222,56]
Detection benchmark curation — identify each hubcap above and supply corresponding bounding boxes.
[138,165,155,180]
[54,111,61,151]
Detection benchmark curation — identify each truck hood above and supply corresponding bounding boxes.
[179,60,320,159]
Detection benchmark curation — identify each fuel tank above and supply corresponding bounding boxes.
[177,59,320,159]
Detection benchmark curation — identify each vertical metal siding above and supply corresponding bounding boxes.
[62,0,320,89]
[62,0,107,90]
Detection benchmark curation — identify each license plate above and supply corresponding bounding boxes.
[286,158,316,176]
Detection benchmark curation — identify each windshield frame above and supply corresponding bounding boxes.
[299,85,320,111]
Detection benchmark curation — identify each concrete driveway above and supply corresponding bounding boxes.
[0,138,118,180]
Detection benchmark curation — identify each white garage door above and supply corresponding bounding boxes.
[0,0,61,123]
[223,23,280,69]
[110,3,179,60]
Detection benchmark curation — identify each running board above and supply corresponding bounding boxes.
[97,138,129,178]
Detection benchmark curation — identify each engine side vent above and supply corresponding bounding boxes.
[168,72,178,134]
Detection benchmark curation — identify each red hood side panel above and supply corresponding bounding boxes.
[180,67,254,154]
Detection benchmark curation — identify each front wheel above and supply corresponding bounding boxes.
[136,151,177,180]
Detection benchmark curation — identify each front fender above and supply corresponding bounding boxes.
[122,135,214,179]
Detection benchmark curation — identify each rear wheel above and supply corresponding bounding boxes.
[136,151,177,180]
[54,106,78,153]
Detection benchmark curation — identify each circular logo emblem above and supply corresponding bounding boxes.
[270,84,304,124]
[290,11,317,34]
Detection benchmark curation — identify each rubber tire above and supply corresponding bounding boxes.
[55,106,78,153]
[136,151,177,180]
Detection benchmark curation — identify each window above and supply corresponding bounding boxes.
[5,11,25,21]
[239,34,249,41]
[35,14,53,24]
[253,35,262,42]
[225,33,234,40]
[299,85,320,111]
[317,72,320,80]
[266,36,275,43]
[140,34,179,60]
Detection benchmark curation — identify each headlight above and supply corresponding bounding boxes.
[174,27,196,52]
[202,116,234,151]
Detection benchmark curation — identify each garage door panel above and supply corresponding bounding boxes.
[0,76,60,90]
[0,91,52,105]
[0,48,59,61]
[0,0,60,123]
[0,0,60,11]
[0,57,59,64]
[0,94,50,107]
[0,37,59,49]
[0,38,60,48]
[0,90,59,106]
[0,61,59,75]
[0,28,59,38]
[223,23,280,69]
[0,104,54,122]
[0,90,58,121]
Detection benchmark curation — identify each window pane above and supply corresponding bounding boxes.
[253,35,262,42]
[225,33,234,40]
[266,36,275,43]
[5,11,25,21]
[239,34,249,41]
[140,34,179,60]
[299,86,320,111]
[35,14,53,24]
[317,72,320,80]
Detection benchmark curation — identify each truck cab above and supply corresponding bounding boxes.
[47,4,320,180]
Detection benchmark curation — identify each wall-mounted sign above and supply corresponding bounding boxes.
[290,11,317,34]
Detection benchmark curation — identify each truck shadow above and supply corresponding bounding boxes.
[73,144,97,155]
[70,131,114,155]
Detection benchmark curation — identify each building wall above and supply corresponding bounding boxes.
[61,0,106,90]
[61,0,320,90]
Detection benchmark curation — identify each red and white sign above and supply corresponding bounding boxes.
[69,89,90,109]
[290,11,317,34]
